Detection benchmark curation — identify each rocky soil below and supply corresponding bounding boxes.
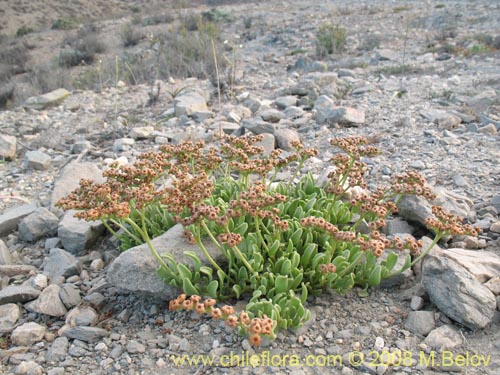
[0,0,500,374]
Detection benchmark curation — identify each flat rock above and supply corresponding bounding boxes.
[18,207,59,242]
[0,303,21,332]
[376,49,398,60]
[61,326,109,342]
[46,337,69,364]
[0,265,37,277]
[25,284,68,317]
[174,91,208,117]
[0,285,40,304]
[128,126,155,139]
[420,109,462,129]
[59,283,81,309]
[259,108,285,123]
[275,128,300,151]
[23,88,70,110]
[314,96,365,125]
[404,311,435,336]
[57,210,105,256]
[0,134,16,160]
[275,96,297,109]
[107,223,224,299]
[66,306,98,327]
[241,118,275,135]
[422,247,496,330]
[23,150,51,170]
[441,248,500,283]
[43,248,81,278]
[424,325,463,351]
[0,239,12,265]
[50,161,105,214]
[11,322,46,345]
[0,204,38,237]
[255,133,275,156]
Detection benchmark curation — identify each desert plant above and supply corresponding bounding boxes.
[16,25,35,37]
[120,23,144,47]
[315,23,347,58]
[57,135,479,345]
[52,17,79,30]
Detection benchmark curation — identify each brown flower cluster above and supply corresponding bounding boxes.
[319,263,337,273]
[391,171,436,200]
[169,294,275,347]
[425,205,480,236]
[330,136,381,157]
[349,190,398,230]
[300,216,339,235]
[229,181,289,230]
[390,236,423,257]
[218,232,243,247]
[357,231,390,257]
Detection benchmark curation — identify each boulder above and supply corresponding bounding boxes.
[24,284,68,317]
[0,134,16,160]
[43,248,81,279]
[422,248,496,330]
[23,150,51,170]
[11,322,46,345]
[174,91,208,117]
[0,285,40,304]
[50,161,105,214]
[0,203,38,237]
[18,207,59,242]
[57,210,105,256]
[107,223,224,299]
[23,88,70,110]
[0,303,21,332]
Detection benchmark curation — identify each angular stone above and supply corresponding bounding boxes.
[0,303,21,332]
[18,207,59,242]
[484,277,500,295]
[376,49,398,61]
[422,248,496,330]
[71,140,92,154]
[43,248,81,279]
[0,265,37,277]
[11,322,46,345]
[383,218,414,236]
[51,162,104,214]
[59,283,81,309]
[107,223,224,299]
[128,126,154,140]
[112,137,135,152]
[46,337,69,364]
[61,326,109,342]
[0,203,38,237]
[0,134,16,160]
[66,306,98,327]
[404,311,435,336]
[424,325,463,351]
[126,340,146,354]
[57,210,105,256]
[477,124,498,135]
[275,96,297,109]
[242,118,275,135]
[441,248,500,283]
[314,96,364,125]
[209,121,240,135]
[0,239,12,265]
[25,284,68,317]
[23,150,51,170]
[274,128,301,152]
[255,133,275,156]
[259,109,285,123]
[0,285,40,304]
[23,88,70,110]
[174,91,208,117]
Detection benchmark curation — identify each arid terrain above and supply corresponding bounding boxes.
[0,0,500,374]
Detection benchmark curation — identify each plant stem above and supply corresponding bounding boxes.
[200,220,229,259]
[254,216,270,253]
[193,232,227,276]
[231,245,255,274]
[109,218,142,245]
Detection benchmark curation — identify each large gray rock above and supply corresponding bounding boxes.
[440,248,500,283]
[174,91,208,117]
[275,96,297,109]
[25,284,68,317]
[23,88,70,110]
[422,248,496,330]
[274,128,301,151]
[242,118,275,135]
[58,210,105,256]
[255,133,276,156]
[18,207,59,242]
[0,239,12,265]
[0,285,40,304]
[59,283,81,309]
[23,150,51,170]
[0,303,21,332]
[50,161,105,214]
[11,322,46,345]
[66,306,98,327]
[0,203,38,237]
[46,337,69,364]
[397,187,473,228]
[43,248,81,278]
[259,109,285,123]
[420,109,462,130]
[0,134,16,160]
[61,326,109,342]
[107,223,224,299]
[314,96,365,125]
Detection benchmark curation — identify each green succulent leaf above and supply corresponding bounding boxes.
[182,277,199,295]
[368,265,382,286]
